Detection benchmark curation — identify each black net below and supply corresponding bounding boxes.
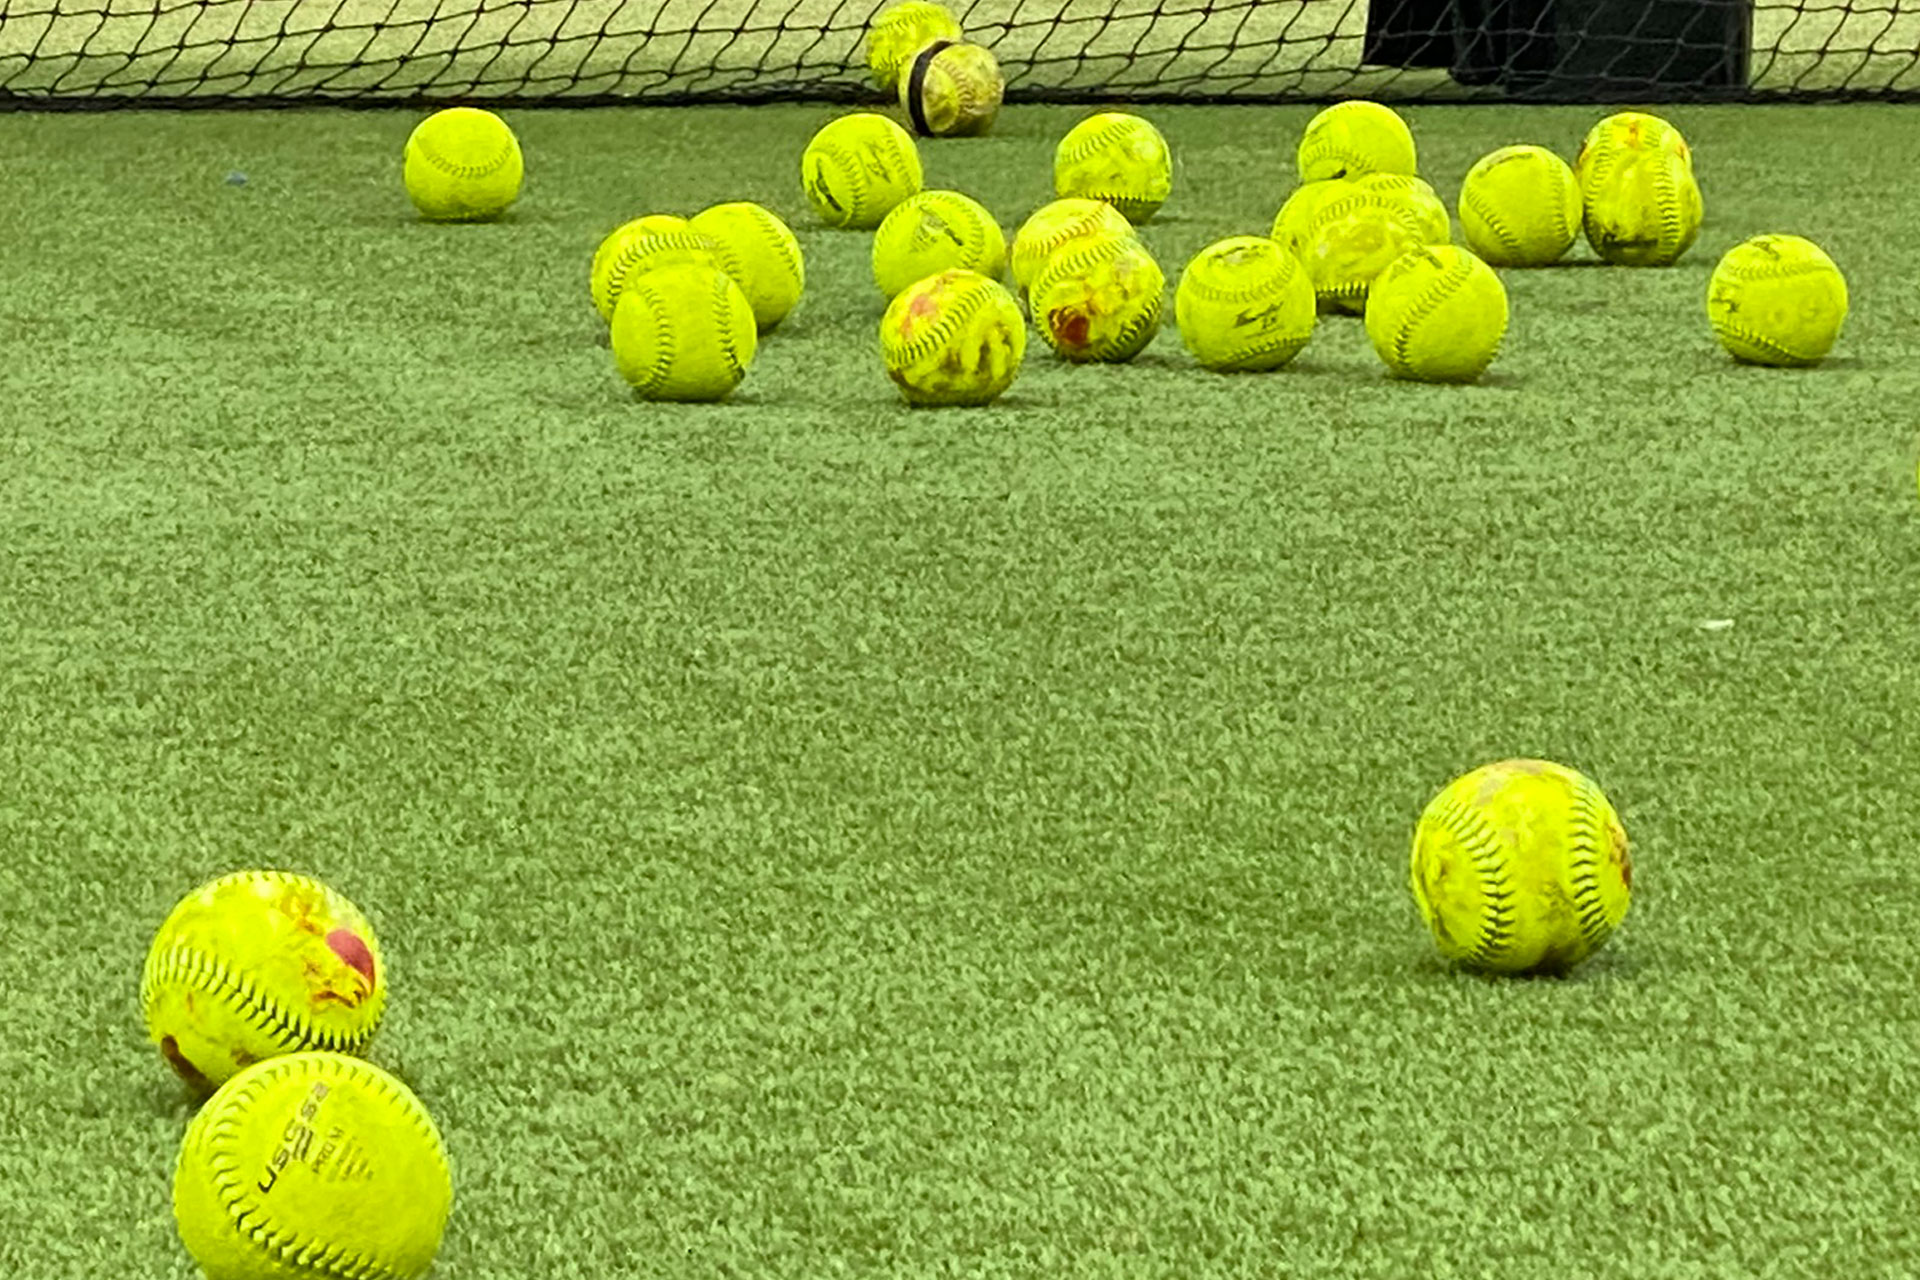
[0,0,1913,107]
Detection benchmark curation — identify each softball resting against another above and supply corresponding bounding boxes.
[611,261,758,402]
[872,189,1007,299]
[1030,232,1165,363]
[142,870,386,1094]
[1009,196,1136,297]
[900,40,1003,137]
[173,1051,453,1280]
[687,200,807,332]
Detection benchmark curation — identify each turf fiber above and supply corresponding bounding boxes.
[1,101,1918,1278]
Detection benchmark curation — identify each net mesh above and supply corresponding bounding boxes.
[0,0,1914,106]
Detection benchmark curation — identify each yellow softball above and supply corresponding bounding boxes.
[1458,144,1581,268]
[880,268,1027,407]
[1053,112,1173,224]
[1301,182,1447,315]
[865,0,963,91]
[402,106,523,222]
[686,201,806,333]
[1581,144,1703,266]
[1574,110,1691,191]
[174,1051,452,1280]
[1009,196,1136,295]
[1296,99,1417,183]
[1705,233,1848,367]
[802,112,924,230]
[1410,759,1632,974]
[901,40,1003,137]
[142,871,385,1094]
[1030,233,1165,363]
[1351,172,1451,245]
[1175,235,1317,372]
[872,189,1007,299]
[1364,245,1509,383]
[592,225,723,325]
[589,214,691,321]
[1270,179,1347,259]
[610,261,758,402]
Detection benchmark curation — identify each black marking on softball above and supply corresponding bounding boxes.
[904,40,956,138]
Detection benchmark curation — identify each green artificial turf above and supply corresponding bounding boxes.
[2,100,1919,1278]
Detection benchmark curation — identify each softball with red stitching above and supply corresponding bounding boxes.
[142,871,386,1093]
[173,1051,452,1280]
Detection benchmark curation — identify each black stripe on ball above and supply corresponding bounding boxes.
[905,40,955,138]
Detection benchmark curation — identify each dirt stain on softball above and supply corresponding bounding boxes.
[1050,308,1090,349]
[160,1036,214,1092]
